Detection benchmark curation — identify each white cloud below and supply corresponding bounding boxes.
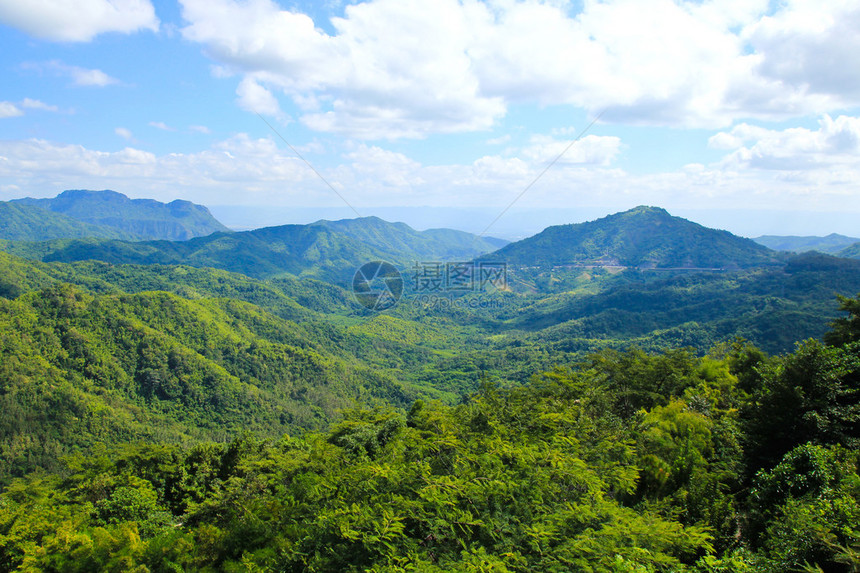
[342,144,425,188]
[236,76,283,117]
[24,60,120,86]
[180,0,505,139]
[0,0,158,42]
[3,120,860,219]
[149,121,175,131]
[115,127,133,140]
[712,115,860,170]
[189,125,211,134]
[0,135,324,205]
[20,98,59,112]
[67,66,119,87]
[522,134,623,166]
[486,134,511,145]
[178,0,860,138]
[744,0,860,107]
[0,101,23,118]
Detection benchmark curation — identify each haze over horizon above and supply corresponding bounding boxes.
[2,0,860,238]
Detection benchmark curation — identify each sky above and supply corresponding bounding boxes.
[2,0,860,239]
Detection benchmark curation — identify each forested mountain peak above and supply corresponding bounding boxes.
[1,213,506,283]
[487,205,782,269]
[7,189,230,241]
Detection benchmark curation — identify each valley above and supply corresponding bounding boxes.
[0,191,858,571]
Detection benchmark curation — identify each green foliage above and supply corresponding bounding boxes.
[0,202,135,242]
[748,444,860,571]
[487,205,782,269]
[837,241,860,260]
[4,215,502,285]
[1,224,860,570]
[743,339,860,472]
[0,381,715,571]
[0,280,415,483]
[825,293,860,346]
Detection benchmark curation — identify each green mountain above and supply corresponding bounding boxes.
[0,273,422,482]
[0,202,137,241]
[3,216,506,284]
[486,206,782,269]
[9,189,230,240]
[753,233,860,254]
[838,241,860,259]
[1,204,859,571]
[501,252,860,355]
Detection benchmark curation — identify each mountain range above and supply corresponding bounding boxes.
[2,190,229,241]
[2,190,859,571]
[486,205,784,269]
[753,233,860,255]
[0,201,812,287]
[3,215,508,284]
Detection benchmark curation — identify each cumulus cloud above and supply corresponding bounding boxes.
[0,135,324,204]
[0,0,159,42]
[4,111,860,217]
[522,134,623,166]
[744,0,860,106]
[115,127,133,140]
[20,98,59,112]
[236,76,283,117]
[177,0,860,138]
[180,0,505,139]
[69,66,119,86]
[24,60,120,86]
[1,98,63,118]
[0,101,23,118]
[149,121,175,131]
[712,115,860,170]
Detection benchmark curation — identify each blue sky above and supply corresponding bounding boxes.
[2,0,860,238]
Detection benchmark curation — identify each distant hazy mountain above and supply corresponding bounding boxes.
[486,206,782,269]
[311,216,508,257]
[8,189,229,241]
[0,202,137,241]
[5,216,507,283]
[752,233,860,254]
[837,242,860,259]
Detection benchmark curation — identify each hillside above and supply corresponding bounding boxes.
[1,241,860,570]
[487,206,783,269]
[2,216,506,284]
[9,189,230,240]
[753,233,860,253]
[0,202,137,241]
[838,241,860,259]
[0,278,419,482]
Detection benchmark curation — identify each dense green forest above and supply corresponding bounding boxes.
[1,202,860,571]
[0,296,858,571]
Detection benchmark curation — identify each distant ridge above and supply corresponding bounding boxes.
[487,205,782,269]
[2,216,508,283]
[0,202,137,241]
[7,189,229,241]
[753,233,860,254]
[838,242,860,259]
